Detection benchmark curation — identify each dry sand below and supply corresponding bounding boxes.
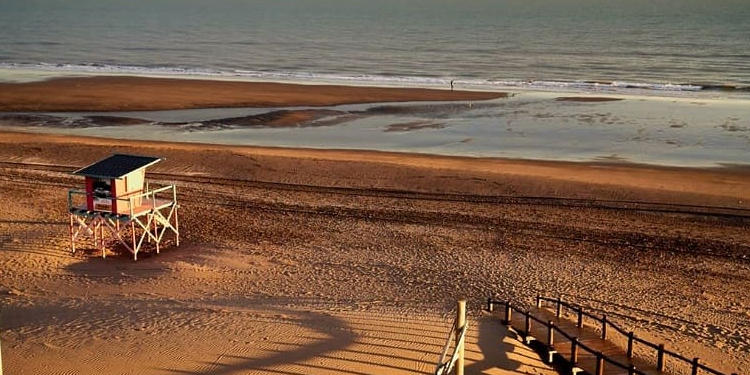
[0,76,506,112]
[0,131,748,374]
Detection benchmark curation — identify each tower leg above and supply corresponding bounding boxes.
[146,215,152,244]
[153,213,160,254]
[100,220,106,259]
[173,205,180,246]
[69,214,76,255]
[131,221,138,261]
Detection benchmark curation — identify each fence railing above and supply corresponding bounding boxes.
[435,300,468,375]
[487,296,740,375]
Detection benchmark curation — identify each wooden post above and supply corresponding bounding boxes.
[456,299,466,375]
[577,307,583,328]
[547,321,555,347]
[691,358,699,375]
[629,364,636,375]
[487,298,493,312]
[595,352,604,375]
[657,344,665,372]
[153,214,160,254]
[504,301,512,324]
[69,214,75,255]
[627,331,634,358]
[0,321,3,375]
[536,294,542,308]
[525,312,531,335]
[131,221,137,261]
[571,337,579,364]
[99,220,106,258]
[173,204,180,246]
[601,315,607,339]
[556,296,562,318]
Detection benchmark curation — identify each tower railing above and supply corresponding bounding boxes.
[67,183,177,218]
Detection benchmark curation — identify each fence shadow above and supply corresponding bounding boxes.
[464,315,556,375]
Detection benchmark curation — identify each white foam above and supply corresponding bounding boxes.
[0,62,715,95]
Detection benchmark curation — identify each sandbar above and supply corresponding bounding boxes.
[0,76,507,112]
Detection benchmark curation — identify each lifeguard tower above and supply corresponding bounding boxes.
[67,154,180,260]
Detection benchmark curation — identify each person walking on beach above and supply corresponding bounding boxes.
[450,80,455,91]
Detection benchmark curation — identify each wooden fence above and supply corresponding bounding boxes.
[435,300,468,375]
[487,296,740,375]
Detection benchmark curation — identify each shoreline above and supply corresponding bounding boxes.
[0,75,506,112]
[2,67,749,99]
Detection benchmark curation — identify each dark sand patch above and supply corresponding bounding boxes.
[364,102,504,117]
[0,114,149,128]
[384,121,445,132]
[83,116,150,126]
[593,154,629,163]
[556,97,624,102]
[166,109,348,130]
[719,123,749,132]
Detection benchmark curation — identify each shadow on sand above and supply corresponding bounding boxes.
[154,306,553,375]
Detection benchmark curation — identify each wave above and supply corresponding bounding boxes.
[1,62,748,94]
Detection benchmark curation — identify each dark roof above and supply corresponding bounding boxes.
[73,154,161,179]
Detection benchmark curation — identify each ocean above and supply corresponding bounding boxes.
[1,0,750,93]
[1,0,749,167]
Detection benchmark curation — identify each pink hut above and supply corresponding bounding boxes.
[68,154,180,260]
[75,154,161,215]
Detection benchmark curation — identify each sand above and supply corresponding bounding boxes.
[0,76,506,112]
[0,131,748,375]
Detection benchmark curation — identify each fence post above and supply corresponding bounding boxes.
[487,298,493,312]
[504,301,512,325]
[536,294,542,308]
[577,307,583,328]
[0,321,3,375]
[525,312,531,335]
[547,321,555,347]
[629,364,636,375]
[657,344,665,372]
[601,315,608,339]
[571,337,579,365]
[456,300,466,375]
[691,358,699,375]
[627,331,634,358]
[595,352,604,375]
[556,296,562,318]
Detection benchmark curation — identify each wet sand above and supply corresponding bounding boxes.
[0,76,507,112]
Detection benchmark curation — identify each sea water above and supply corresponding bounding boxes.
[1,0,749,92]
[1,0,749,166]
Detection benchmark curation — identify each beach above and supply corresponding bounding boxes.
[0,128,748,374]
[3,0,750,373]
[0,76,505,112]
